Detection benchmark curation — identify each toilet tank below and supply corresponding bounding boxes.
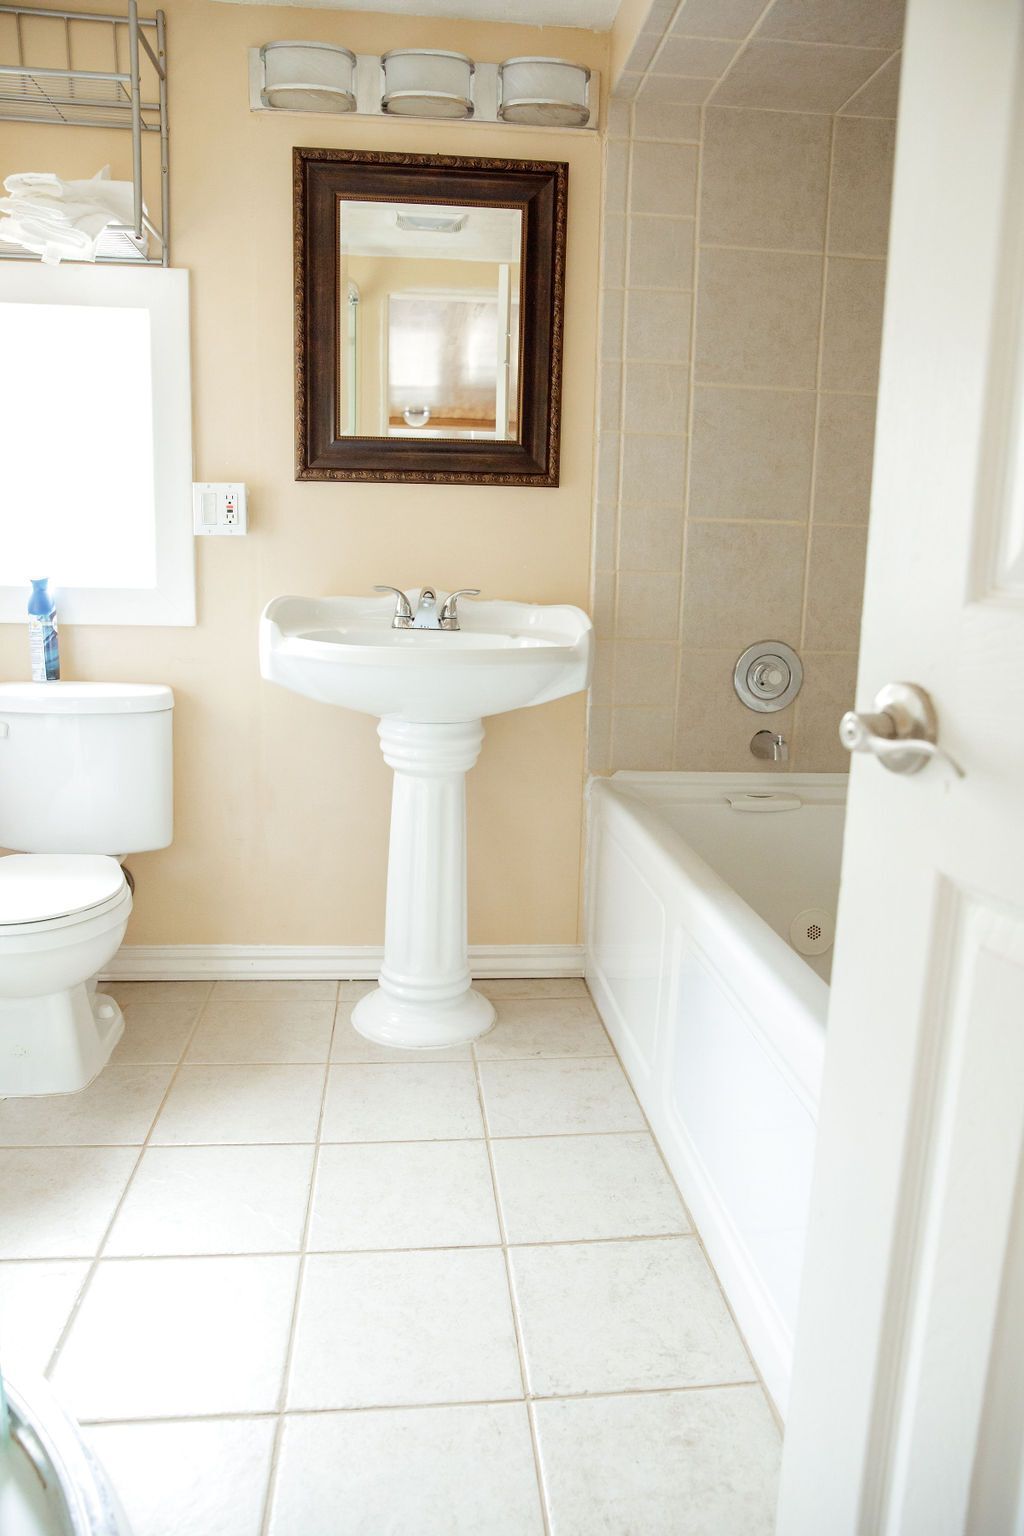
[0,682,173,854]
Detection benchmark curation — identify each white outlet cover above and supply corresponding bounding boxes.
[192,482,247,536]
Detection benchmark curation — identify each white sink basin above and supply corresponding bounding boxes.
[259,592,592,722]
[258,590,593,1054]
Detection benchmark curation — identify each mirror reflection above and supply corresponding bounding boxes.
[339,201,522,441]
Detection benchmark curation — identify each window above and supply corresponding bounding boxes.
[0,265,194,625]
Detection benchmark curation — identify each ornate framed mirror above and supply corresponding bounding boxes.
[293,147,567,486]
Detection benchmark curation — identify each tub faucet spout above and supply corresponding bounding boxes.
[751,730,789,763]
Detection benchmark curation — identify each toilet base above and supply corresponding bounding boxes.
[0,985,124,1096]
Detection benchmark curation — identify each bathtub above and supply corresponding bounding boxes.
[585,771,847,1416]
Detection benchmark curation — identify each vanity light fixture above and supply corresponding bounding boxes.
[497,57,591,128]
[259,41,357,113]
[380,49,474,120]
[251,47,599,130]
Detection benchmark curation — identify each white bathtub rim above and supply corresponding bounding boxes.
[589,776,833,1110]
[607,768,849,800]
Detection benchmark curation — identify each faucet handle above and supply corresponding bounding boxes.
[374,585,414,626]
[439,588,480,629]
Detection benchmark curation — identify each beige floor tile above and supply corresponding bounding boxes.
[268,1404,544,1536]
[534,1387,781,1535]
[509,1238,752,1395]
[475,978,589,1000]
[321,1064,484,1142]
[479,1059,645,1138]
[104,982,211,1008]
[105,1145,314,1256]
[151,1065,325,1145]
[337,981,375,1000]
[492,1133,688,1244]
[0,1067,174,1147]
[331,1005,471,1063]
[52,1255,299,1419]
[308,1141,499,1251]
[0,1259,89,1375]
[474,999,611,1060]
[113,1001,198,1065]
[185,999,335,1064]
[212,980,338,1000]
[287,1249,522,1410]
[88,1418,277,1536]
[0,1147,137,1258]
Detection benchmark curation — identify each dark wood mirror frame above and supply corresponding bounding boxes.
[294,146,567,487]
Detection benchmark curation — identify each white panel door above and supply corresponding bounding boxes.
[777,3,1024,1533]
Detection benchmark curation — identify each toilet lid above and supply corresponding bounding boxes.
[0,855,127,925]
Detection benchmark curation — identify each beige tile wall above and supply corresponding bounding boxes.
[591,48,897,775]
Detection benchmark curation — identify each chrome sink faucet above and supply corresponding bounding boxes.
[375,585,480,632]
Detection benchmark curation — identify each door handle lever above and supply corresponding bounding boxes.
[839,682,964,779]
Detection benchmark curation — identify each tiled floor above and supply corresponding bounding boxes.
[0,979,781,1535]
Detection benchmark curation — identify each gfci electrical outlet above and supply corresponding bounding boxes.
[192,482,248,536]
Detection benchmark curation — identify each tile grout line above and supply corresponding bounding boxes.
[470,1047,552,1536]
[796,111,840,701]
[700,0,780,112]
[672,91,706,766]
[41,982,218,1379]
[606,90,635,732]
[13,1230,721,1267]
[77,1376,765,1430]
[832,48,899,116]
[0,1119,696,1154]
[255,989,340,1536]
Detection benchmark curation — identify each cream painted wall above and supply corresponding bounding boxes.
[0,0,607,946]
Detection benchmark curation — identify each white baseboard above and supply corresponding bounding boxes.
[102,944,585,982]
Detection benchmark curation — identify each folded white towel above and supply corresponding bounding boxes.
[0,166,143,263]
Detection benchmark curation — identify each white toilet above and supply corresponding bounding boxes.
[0,681,173,1097]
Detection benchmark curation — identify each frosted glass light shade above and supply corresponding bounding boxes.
[261,42,356,113]
[498,57,590,127]
[381,49,474,119]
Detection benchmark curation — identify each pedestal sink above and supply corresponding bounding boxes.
[259,590,592,1049]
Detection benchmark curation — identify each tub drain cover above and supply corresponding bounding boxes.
[790,908,835,956]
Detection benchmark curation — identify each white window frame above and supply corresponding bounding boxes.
[0,263,195,626]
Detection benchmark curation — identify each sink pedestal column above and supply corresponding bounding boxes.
[352,717,496,1050]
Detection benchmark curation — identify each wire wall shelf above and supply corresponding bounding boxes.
[0,1,169,264]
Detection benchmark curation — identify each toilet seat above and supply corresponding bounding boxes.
[0,854,129,936]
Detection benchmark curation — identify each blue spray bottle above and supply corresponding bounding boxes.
[28,578,60,682]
